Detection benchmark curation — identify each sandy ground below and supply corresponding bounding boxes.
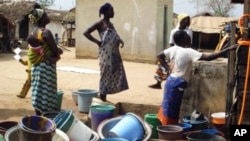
[0,47,163,123]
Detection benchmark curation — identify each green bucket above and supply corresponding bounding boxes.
[56,91,64,111]
[144,113,161,139]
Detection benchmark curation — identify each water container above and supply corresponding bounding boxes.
[5,126,70,141]
[157,125,183,140]
[186,132,214,141]
[53,110,74,133]
[90,104,115,131]
[77,89,98,113]
[19,115,56,141]
[101,138,129,141]
[144,113,161,139]
[56,91,64,111]
[108,113,145,141]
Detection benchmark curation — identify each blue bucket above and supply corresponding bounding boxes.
[19,116,56,141]
[20,115,56,132]
[178,123,192,133]
[90,105,115,131]
[77,89,98,113]
[108,113,145,141]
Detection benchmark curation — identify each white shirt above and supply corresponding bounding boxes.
[169,27,193,45]
[163,45,202,81]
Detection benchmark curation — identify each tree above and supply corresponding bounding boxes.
[35,0,55,8]
[189,0,234,17]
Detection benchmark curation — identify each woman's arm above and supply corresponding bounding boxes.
[83,21,102,47]
[43,29,62,58]
[199,44,238,61]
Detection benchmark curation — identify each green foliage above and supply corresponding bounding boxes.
[35,0,55,8]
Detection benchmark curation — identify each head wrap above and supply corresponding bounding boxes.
[99,3,112,17]
[28,9,44,24]
[177,13,189,23]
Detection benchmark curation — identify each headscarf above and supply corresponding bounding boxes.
[28,9,44,24]
[178,13,189,23]
[176,13,190,27]
[99,3,112,17]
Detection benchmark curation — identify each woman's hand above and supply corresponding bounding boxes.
[120,39,124,48]
[97,41,102,47]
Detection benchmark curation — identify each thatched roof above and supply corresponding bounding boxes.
[0,1,35,23]
[0,1,69,23]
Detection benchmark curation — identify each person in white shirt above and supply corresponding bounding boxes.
[157,30,238,125]
[169,13,193,47]
[148,13,193,89]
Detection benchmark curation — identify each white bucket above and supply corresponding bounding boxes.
[66,118,93,141]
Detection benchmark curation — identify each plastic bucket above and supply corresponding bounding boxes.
[97,116,152,141]
[19,115,56,141]
[186,132,214,141]
[53,110,74,133]
[77,89,98,113]
[183,115,208,131]
[100,138,129,141]
[0,121,18,135]
[178,123,192,133]
[19,125,56,141]
[0,134,4,141]
[71,91,78,105]
[108,113,145,141]
[157,125,183,140]
[20,115,56,132]
[56,91,64,111]
[144,113,161,139]
[5,126,69,141]
[211,112,226,124]
[43,111,62,120]
[66,118,93,141]
[90,105,115,131]
[88,97,110,118]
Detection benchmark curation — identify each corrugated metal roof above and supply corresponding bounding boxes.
[190,16,238,33]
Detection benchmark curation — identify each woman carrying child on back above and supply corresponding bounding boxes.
[27,4,62,115]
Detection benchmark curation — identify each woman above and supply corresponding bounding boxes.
[148,13,192,89]
[83,3,129,102]
[28,6,62,115]
[157,30,238,125]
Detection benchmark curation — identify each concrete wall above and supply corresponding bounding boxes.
[180,58,228,121]
[75,0,173,63]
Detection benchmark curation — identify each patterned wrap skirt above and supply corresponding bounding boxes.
[157,76,187,125]
[31,60,58,113]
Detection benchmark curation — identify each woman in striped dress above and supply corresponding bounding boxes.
[27,5,62,115]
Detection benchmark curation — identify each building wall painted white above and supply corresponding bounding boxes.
[75,0,173,63]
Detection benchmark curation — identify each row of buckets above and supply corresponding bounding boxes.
[0,88,225,141]
[70,89,227,140]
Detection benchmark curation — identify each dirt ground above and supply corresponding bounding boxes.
[0,47,163,123]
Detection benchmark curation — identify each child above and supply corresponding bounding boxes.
[148,61,171,89]
[16,58,31,98]
[27,34,61,64]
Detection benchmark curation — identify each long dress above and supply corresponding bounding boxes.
[98,28,129,95]
[28,28,58,113]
